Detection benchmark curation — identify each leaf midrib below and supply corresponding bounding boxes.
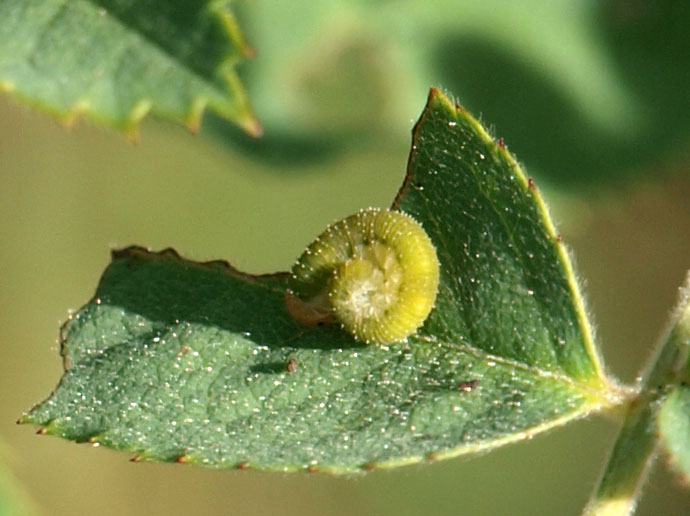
[424,336,610,402]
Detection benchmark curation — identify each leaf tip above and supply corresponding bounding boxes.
[425,452,439,463]
[241,44,258,59]
[423,88,477,136]
[427,87,455,112]
[186,98,208,134]
[239,112,264,138]
[60,99,92,129]
[131,99,153,123]
[87,434,105,446]
[29,419,60,436]
[123,100,152,143]
[125,128,141,145]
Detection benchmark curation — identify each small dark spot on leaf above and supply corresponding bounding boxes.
[36,428,47,435]
[307,464,318,474]
[286,359,299,373]
[362,463,375,472]
[236,461,249,470]
[459,379,480,392]
[528,177,536,190]
[497,137,506,148]
[130,455,141,463]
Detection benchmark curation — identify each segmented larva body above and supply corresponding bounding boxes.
[286,208,440,345]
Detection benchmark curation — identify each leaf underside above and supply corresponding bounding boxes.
[22,88,613,473]
[0,0,260,136]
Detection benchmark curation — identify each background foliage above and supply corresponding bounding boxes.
[1,0,690,515]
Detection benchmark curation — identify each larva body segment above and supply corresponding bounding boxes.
[286,208,440,345]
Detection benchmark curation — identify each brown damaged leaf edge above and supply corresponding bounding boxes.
[391,88,437,210]
[16,96,432,428]
[20,88,616,472]
[64,108,440,373]
[52,246,289,375]
[35,88,449,380]
[109,246,289,284]
[393,87,466,209]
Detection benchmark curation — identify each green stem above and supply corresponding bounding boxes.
[583,272,690,516]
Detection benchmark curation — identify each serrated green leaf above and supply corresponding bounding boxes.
[0,0,260,137]
[22,88,615,473]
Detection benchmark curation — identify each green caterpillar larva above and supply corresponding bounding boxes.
[286,208,440,345]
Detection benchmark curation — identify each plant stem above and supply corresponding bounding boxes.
[583,272,690,516]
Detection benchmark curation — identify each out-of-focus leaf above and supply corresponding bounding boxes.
[0,0,260,137]
[227,0,690,185]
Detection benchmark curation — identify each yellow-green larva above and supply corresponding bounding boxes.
[286,208,440,345]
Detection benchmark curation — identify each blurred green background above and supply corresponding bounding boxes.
[2,0,690,514]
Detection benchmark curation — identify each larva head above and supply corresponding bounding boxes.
[287,208,440,345]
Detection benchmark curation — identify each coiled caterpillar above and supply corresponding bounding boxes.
[286,208,439,345]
